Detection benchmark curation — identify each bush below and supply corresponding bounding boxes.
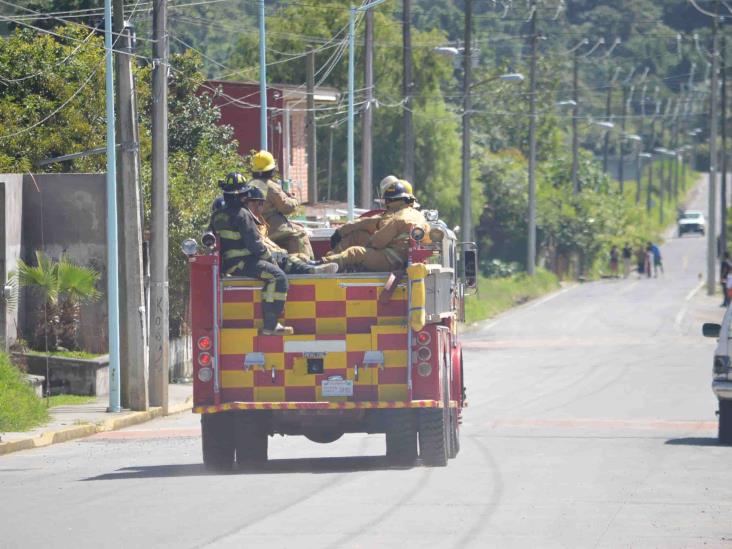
[0,353,48,432]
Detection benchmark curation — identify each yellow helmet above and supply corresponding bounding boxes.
[252,150,276,173]
[399,179,414,197]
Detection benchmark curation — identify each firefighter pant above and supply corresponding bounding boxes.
[269,222,314,260]
[332,230,372,253]
[325,246,402,272]
[241,259,289,330]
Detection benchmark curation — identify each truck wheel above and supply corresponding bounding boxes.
[235,412,268,465]
[419,408,448,467]
[719,400,732,445]
[202,413,235,472]
[385,411,418,466]
[448,408,460,458]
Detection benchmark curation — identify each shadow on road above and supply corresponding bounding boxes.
[82,455,413,481]
[665,437,728,447]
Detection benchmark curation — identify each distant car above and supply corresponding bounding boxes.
[678,210,705,237]
[702,313,732,444]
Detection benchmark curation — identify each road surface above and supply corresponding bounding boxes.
[1,182,730,548]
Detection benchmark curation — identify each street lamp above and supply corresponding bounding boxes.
[623,134,642,203]
[640,152,653,212]
[462,72,523,241]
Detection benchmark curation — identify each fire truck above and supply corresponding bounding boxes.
[185,209,478,470]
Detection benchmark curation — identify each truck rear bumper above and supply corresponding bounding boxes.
[194,400,458,414]
[713,380,732,400]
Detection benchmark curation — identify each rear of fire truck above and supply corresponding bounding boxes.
[187,211,478,470]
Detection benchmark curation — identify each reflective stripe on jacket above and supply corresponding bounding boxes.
[210,202,271,274]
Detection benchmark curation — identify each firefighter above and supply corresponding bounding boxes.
[248,150,314,259]
[329,176,414,253]
[210,175,336,335]
[323,180,428,272]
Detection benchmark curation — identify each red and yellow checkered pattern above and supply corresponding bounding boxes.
[219,277,410,404]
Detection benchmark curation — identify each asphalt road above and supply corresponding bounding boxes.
[2,183,730,548]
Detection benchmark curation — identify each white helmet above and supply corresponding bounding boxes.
[379,175,399,196]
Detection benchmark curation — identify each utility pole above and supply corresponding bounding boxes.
[113,0,148,411]
[619,84,628,192]
[571,49,579,194]
[527,0,538,275]
[721,30,728,257]
[150,0,169,412]
[646,152,653,213]
[361,9,374,208]
[658,150,665,224]
[461,0,473,240]
[635,146,642,204]
[258,0,267,150]
[403,0,415,183]
[306,50,317,204]
[708,7,720,295]
[327,124,334,201]
[103,0,121,413]
[603,66,613,173]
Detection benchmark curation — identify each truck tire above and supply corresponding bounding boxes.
[419,408,448,467]
[719,400,732,445]
[385,411,418,466]
[235,412,268,465]
[202,413,235,472]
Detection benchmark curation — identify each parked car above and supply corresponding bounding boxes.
[678,210,706,237]
[702,313,732,444]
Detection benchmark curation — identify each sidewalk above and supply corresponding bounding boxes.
[0,382,193,456]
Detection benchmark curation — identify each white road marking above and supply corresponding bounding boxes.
[674,280,705,333]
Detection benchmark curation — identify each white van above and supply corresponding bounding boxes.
[702,313,732,444]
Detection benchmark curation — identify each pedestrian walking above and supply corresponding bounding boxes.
[649,242,663,277]
[609,246,619,277]
[636,246,646,277]
[645,245,653,278]
[622,243,632,278]
[721,252,731,307]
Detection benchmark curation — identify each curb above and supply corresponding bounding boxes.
[0,396,194,457]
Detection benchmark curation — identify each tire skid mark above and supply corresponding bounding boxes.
[195,437,373,549]
[452,436,504,549]
[323,467,433,549]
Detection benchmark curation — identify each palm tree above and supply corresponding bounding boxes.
[57,256,100,350]
[15,252,100,352]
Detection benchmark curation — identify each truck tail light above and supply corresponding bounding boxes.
[198,352,212,367]
[416,331,431,345]
[417,346,432,361]
[197,335,212,351]
[198,367,213,382]
[417,362,432,377]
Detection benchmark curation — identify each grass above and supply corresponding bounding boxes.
[26,350,101,359]
[46,395,96,408]
[0,353,49,432]
[464,268,560,324]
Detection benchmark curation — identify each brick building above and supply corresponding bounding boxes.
[204,80,339,204]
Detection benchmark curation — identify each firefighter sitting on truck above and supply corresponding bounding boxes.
[322,180,428,272]
[329,175,416,253]
[248,150,314,260]
[209,173,337,336]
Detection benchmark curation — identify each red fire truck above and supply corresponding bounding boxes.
[185,209,477,470]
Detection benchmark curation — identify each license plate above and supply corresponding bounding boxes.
[322,378,353,397]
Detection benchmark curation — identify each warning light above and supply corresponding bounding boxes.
[198,352,212,366]
[416,331,431,346]
[197,336,212,351]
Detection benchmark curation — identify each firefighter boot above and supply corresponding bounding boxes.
[311,262,339,274]
[260,310,294,336]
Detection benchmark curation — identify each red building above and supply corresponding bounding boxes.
[205,80,339,204]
